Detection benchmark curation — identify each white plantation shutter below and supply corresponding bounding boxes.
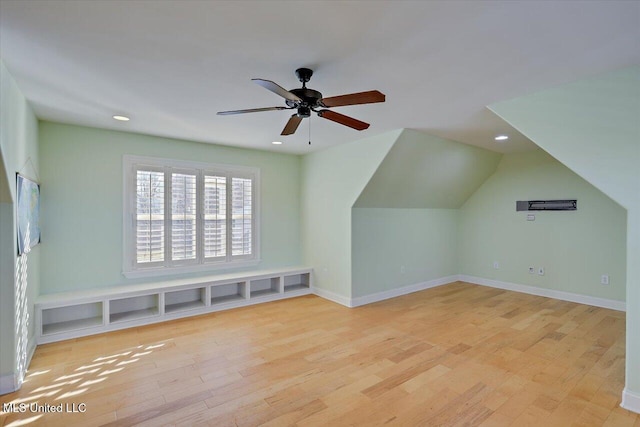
[171,172,197,261]
[125,156,259,276]
[135,169,165,264]
[123,156,260,277]
[204,175,226,258]
[231,177,253,256]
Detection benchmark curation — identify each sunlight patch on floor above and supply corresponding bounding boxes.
[1,342,167,425]
[5,414,43,427]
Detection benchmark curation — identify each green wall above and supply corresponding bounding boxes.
[352,208,458,298]
[0,62,40,393]
[38,122,302,294]
[351,129,501,300]
[489,66,639,409]
[301,130,400,300]
[459,149,626,301]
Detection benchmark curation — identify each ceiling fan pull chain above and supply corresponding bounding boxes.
[308,115,312,145]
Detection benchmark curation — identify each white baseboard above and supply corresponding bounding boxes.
[313,276,458,308]
[350,275,459,307]
[26,336,36,373]
[622,388,640,414]
[459,275,626,312]
[0,336,37,395]
[312,287,351,307]
[0,373,16,395]
[314,274,625,312]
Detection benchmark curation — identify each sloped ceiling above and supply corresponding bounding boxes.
[354,129,502,208]
[489,66,640,211]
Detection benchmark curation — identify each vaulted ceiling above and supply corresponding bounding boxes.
[1,1,638,154]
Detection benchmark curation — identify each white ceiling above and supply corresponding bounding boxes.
[1,1,639,155]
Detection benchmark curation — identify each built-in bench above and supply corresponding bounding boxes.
[35,266,313,344]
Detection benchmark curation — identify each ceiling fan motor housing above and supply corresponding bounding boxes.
[286,87,323,109]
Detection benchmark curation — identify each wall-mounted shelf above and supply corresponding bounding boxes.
[35,267,312,344]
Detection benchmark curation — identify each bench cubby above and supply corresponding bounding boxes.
[250,277,280,297]
[36,267,312,344]
[283,272,310,293]
[109,294,160,323]
[211,281,247,305]
[41,301,104,336]
[165,287,207,313]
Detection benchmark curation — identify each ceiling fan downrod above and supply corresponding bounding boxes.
[295,68,313,88]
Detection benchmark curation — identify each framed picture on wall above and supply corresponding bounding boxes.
[16,173,41,255]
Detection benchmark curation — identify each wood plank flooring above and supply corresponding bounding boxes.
[1,281,638,426]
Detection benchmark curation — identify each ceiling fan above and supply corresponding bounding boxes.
[217,68,385,136]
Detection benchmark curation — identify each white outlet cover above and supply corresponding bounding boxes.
[601,275,610,285]
[538,267,545,276]
[493,262,499,269]
[527,214,535,221]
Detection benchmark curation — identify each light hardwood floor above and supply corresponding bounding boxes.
[1,282,638,426]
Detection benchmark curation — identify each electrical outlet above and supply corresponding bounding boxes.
[527,214,535,221]
[493,261,499,269]
[400,265,406,274]
[538,267,545,276]
[529,267,535,274]
[601,274,609,285]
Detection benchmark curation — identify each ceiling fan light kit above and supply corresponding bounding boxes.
[218,68,385,138]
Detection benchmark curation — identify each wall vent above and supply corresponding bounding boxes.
[516,200,577,211]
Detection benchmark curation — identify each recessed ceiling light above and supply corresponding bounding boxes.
[272,141,283,145]
[113,115,130,121]
[494,135,509,141]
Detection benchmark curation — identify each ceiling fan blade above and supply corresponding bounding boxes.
[317,110,370,131]
[217,106,289,116]
[252,79,302,102]
[281,114,303,136]
[321,90,385,108]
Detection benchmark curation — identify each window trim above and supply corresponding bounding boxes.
[122,155,260,279]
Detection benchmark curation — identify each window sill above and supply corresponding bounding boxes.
[122,259,261,280]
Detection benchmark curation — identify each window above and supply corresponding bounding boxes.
[123,156,260,278]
